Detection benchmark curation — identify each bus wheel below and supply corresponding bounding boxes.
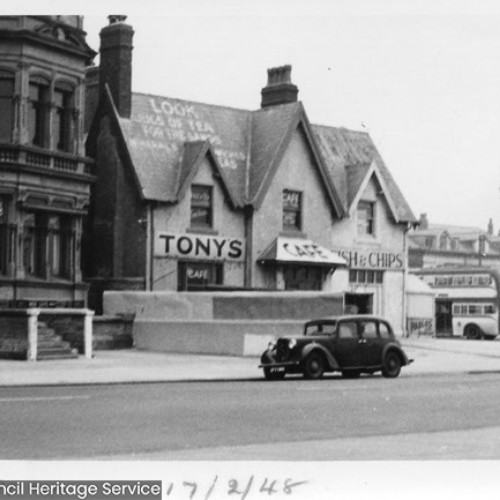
[464,324,482,340]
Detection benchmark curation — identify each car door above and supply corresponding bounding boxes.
[358,319,383,367]
[334,320,362,368]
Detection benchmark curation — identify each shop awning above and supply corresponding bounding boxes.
[258,237,347,268]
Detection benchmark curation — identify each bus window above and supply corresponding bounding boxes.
[485,304,496,314]
[468,305,481,315]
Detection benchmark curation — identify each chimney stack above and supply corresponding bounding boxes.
[261,65,298,108]
[99,15,134,118]
[418,213,428,230]
[488,218,494,235]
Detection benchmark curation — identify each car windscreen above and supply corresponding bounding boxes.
[305,322,336,336]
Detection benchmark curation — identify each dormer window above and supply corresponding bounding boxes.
[439,234,447,250]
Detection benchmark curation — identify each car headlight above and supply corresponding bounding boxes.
[268,340,277,350]
[288,339,297,349]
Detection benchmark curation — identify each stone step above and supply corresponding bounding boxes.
[37,339,72,349]
[37,347,78,360]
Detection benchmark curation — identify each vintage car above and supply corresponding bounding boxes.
[260,315,413,380]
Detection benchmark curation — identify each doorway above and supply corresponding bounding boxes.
[344,293,373,314]
[435,299,453,335]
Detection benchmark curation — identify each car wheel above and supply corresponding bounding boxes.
[302,351,326,379]
[263,367,285,380]
[341,370,361,379]
[464,324,482,340]
[382,351,402,378]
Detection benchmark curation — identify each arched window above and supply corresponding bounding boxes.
[0,71,15,142]
[53,81,75,152]
[28,75,50,147]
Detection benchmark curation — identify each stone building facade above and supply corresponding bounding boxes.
[0,16,95,308]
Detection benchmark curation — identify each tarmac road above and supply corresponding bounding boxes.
[2,370,500,460]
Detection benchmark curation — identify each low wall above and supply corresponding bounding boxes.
[0,310,30,359]
[104,291,344,356]
[134,319,304,356]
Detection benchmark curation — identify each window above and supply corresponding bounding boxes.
[338,322,357,339]
[424,237,434,249]
[439,234,447,250]
[28,79,49,147]
[282,190,302,231]
[349,269,384,284]
[360,321,378,339]
[0,196,12,275]
[23,212,72,279]
[47,215,72,278]
[53,86,74,152]
[0,75,14,142]
[379,322,392,339]
[190,185,213,228]
[177,261,223,291]
[357,201,375,236]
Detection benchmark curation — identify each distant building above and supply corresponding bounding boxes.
[409,213,500,271]
[0,16,95,308]
[83,16,417,332]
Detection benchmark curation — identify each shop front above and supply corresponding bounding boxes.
[258,237,347,291]
[154,231,245,291]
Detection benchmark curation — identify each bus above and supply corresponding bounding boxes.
[412,268,500,340]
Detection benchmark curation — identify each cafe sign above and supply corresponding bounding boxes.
[154,232,245,262]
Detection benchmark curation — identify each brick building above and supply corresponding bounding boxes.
[0,16,96,308]
[84,16,417,331]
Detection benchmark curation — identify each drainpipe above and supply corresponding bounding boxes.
[144,204,153,291]
[402,222,411,338]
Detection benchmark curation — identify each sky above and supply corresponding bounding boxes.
[25,0,500,231]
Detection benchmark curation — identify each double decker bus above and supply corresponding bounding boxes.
[412,268,500,340]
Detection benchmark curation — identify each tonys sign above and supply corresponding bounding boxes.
[154,232,245,261]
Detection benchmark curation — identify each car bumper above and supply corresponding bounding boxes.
[259,360,300,369]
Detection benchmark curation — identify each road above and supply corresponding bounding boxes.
[2,372,500,460]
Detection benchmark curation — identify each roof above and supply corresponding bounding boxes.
[100,89,416,223]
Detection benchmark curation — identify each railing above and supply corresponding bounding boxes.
[0,144,92,175]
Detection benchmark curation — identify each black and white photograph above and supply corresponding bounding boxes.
[1,1,500,498]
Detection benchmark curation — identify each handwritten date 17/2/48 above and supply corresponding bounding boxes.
[165,476,309,500]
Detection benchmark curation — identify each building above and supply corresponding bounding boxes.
[409,214,500,271]
[84,16,416,332]
[0,16,96,308]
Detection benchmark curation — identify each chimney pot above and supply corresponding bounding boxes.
[261,64,298,108]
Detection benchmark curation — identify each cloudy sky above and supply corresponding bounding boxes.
[48,0,500,231]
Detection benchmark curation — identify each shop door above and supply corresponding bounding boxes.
[344,293,373,314]
[435,300,453,335]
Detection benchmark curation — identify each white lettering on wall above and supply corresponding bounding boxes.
[154,232,245,262]
[336,249,404,269]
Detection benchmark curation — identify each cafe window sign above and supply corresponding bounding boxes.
[155,232,245,262]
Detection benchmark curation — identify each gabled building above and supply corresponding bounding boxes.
[409,214,500,270]
[84,16,416,332]
[0,16,96,308]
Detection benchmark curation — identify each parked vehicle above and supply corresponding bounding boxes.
[260,315,413,380]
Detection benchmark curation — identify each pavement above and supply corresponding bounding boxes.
[1,336,500,387]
